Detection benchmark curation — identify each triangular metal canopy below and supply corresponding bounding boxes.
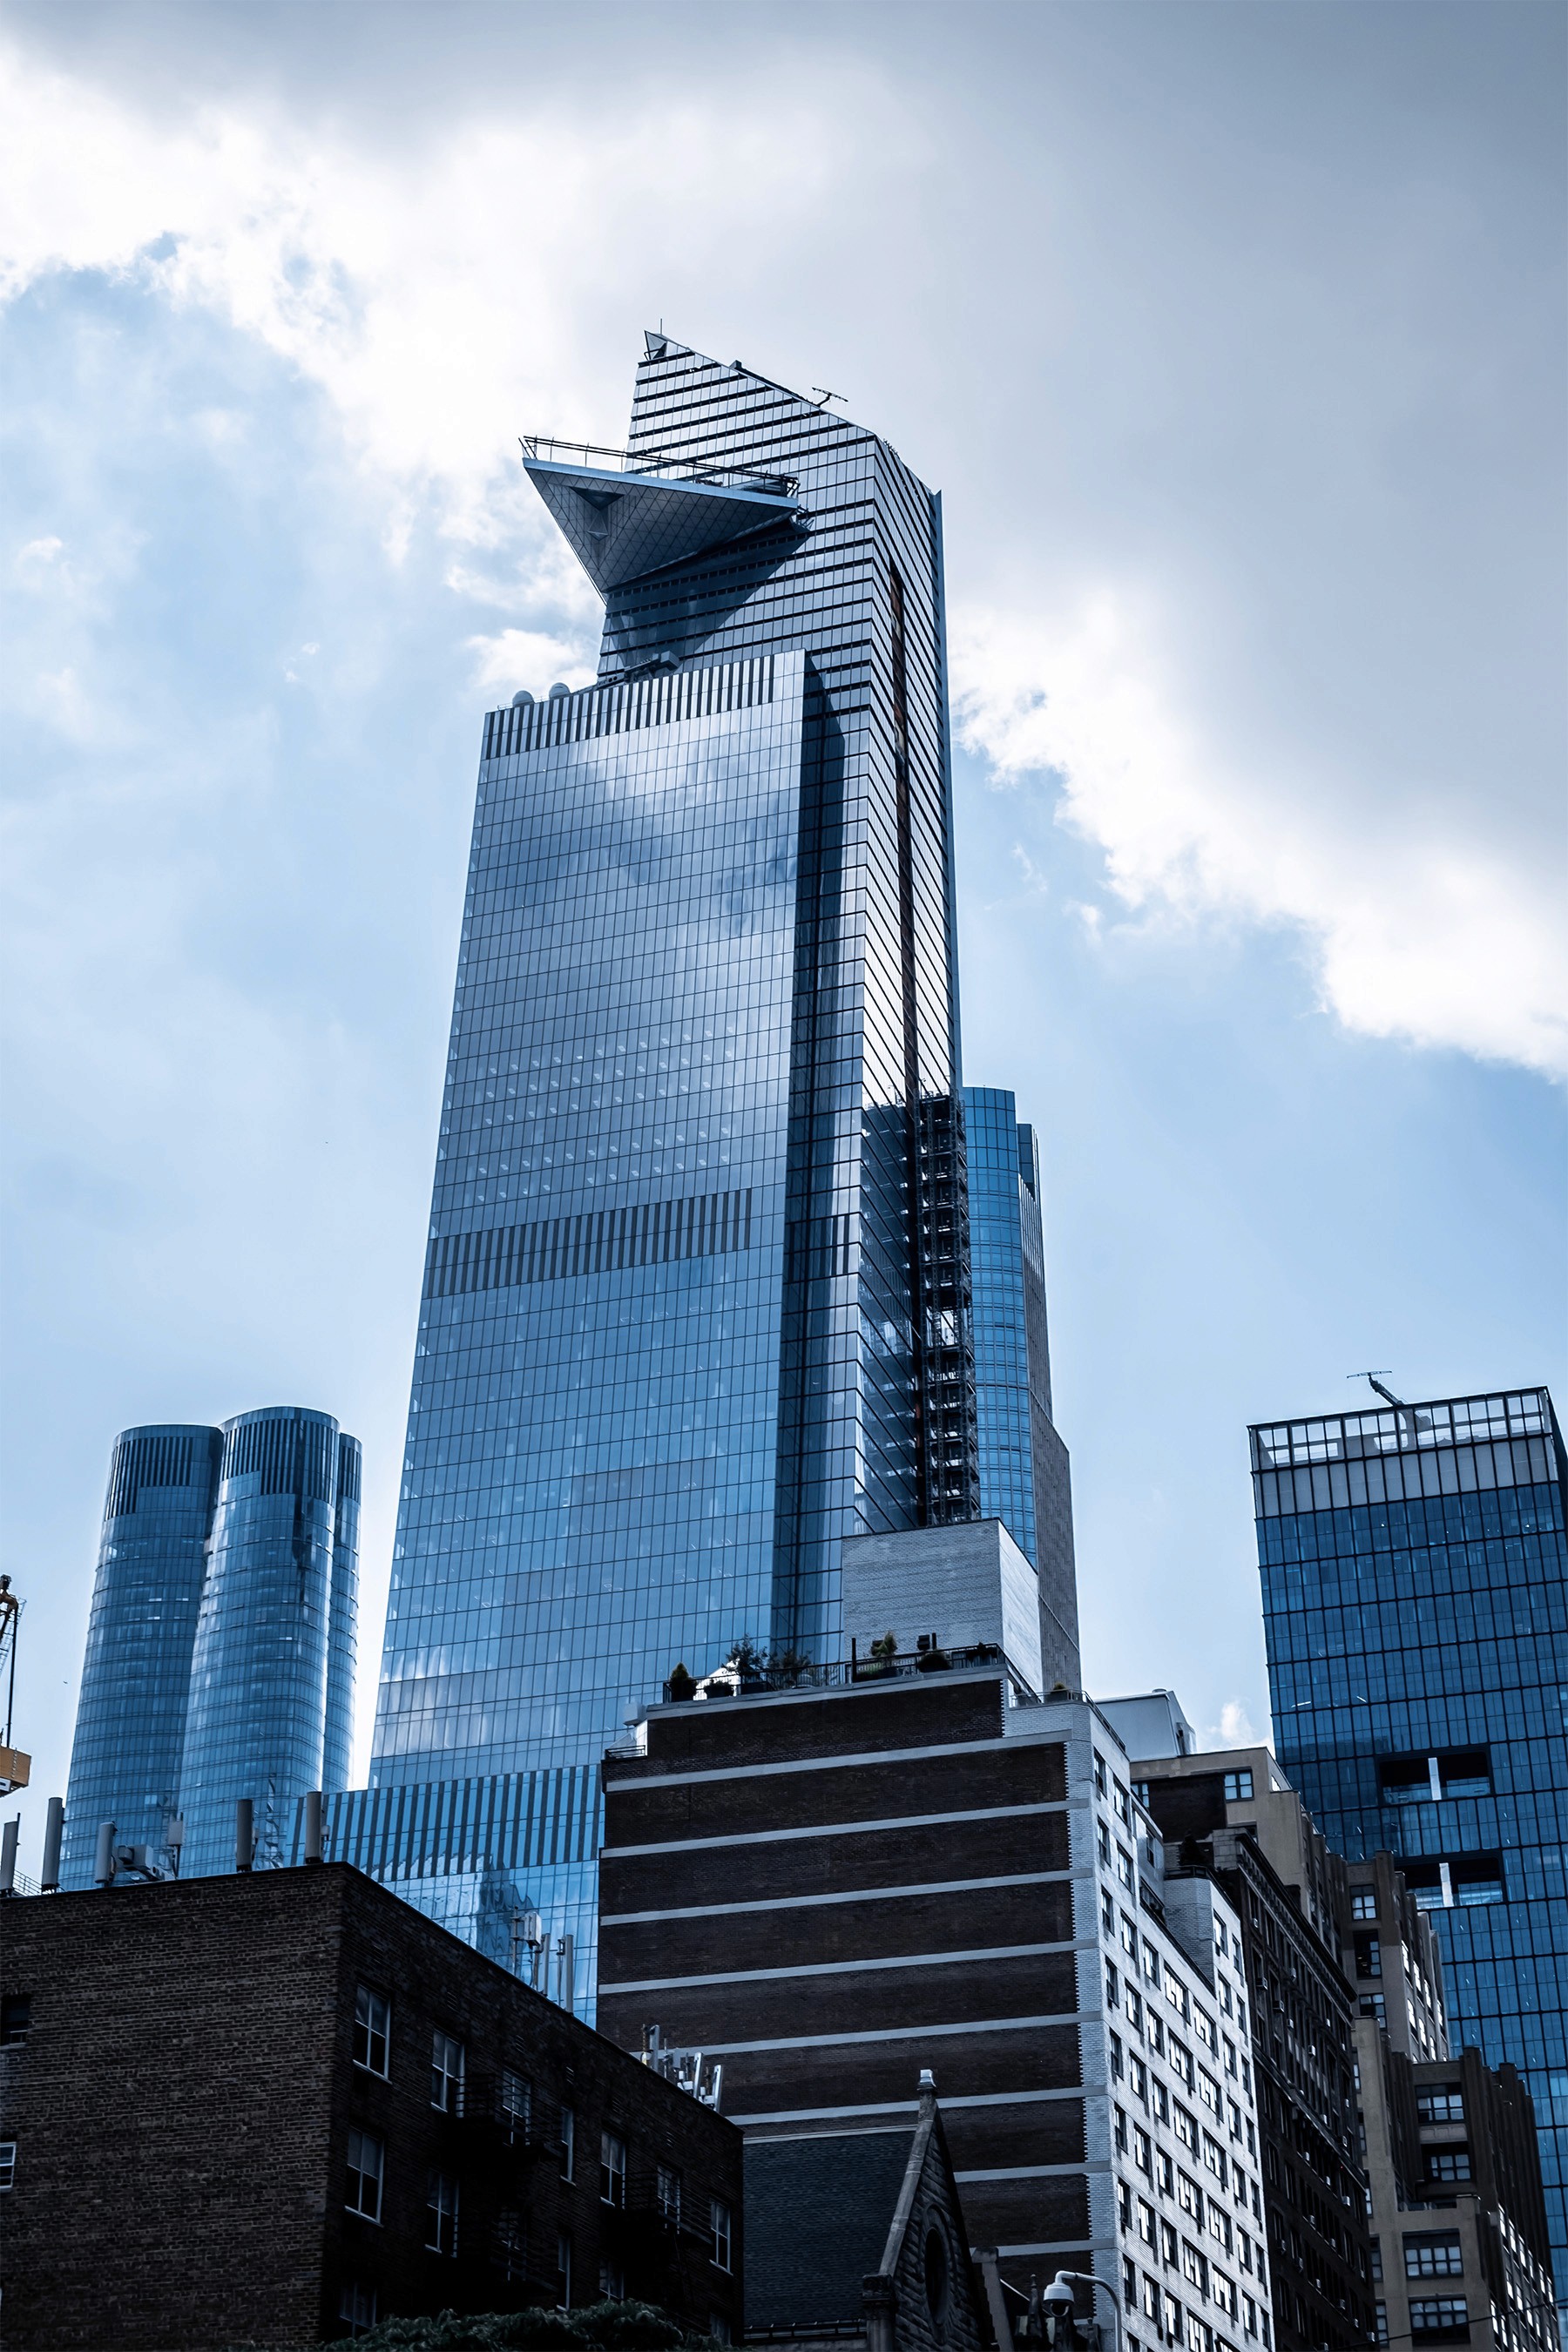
[523,456,799,596]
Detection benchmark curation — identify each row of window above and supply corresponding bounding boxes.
[344,2126,733,2268]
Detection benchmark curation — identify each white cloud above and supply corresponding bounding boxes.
[953,593,1568,1079]
[1206,1700,1267,1751]
[467,628,599,703]
[0,39,886,541]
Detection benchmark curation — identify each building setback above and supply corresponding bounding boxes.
[0,1863,743,2349]
[1251,1385,1568,2328]
[596,1645,1277,2345]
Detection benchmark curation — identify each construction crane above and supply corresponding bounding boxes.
[0,1575,28,1795]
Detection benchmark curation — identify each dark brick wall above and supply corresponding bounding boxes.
[600,1673,1084,2292]
[0,1865,742,2351]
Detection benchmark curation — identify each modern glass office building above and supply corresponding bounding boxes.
[181,1408,362,1877]
[963,1085,1078,1680]
[1253,1387,1568,2322]
[371,335,990,1795]
[60,1423,222,1889]
[61,1406,360,1888]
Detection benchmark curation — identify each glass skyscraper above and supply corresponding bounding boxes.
[1252,1387,1568,2322]
[61,1406,360,1888]
[371,334,986,1794]
[60,1423,222,1889]
[963,1085,1078,1680]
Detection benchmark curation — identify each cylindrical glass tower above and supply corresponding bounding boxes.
[179,1407,353,1876]
[322,1431,362,1793]
[61,1424,223,1889]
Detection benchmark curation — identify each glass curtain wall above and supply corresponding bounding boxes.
[60,1423,222,1889]
[1254,1388,1568,2324]
[372,336,977,1800]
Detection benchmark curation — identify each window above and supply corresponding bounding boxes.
[1096,1751,1108,1796]
[0,2141,15,2193]
[600,2130,627,2207]
[426,2168,459,2255]
[353,1984,389,2077]
[1122,1911,1139,1957]
[559,2105,575,2180]
[1152,2079,1170,2126]
[1183,2240,1207,2292]
[1355,1935,1382,1980]
[1112,2032,1125,2080]
[1374,2308,1389,2346]
[1175,2105,1198,2153]
[1107,1960,1120,2008]
[709,2321,732,2344]
[1425,2149,1472,2184]
[1144,1943,1162,1989]
[1200,2070,1221,2116]
[1194,2010,1218,2053]
[1115,1781,1132,1824]
[711,2198,733,2271]
[338,2282,377,2337]
[0,1996,31,2046]
[346,2129,383,2222]
[500,2068,531,2144]
[1166,1966,1190,2019]
[1119,1844,1136,1889]
[1156,2152,1175,2198]
[1213,2268,1239,2319]
[1370,2240,1382,2282]
[1223,1770,1254,1802]
[558,2232,572,2309]
[1099,1822,1112,1868]
[1133,1780,1150,1805]
[1139,2198,1158,2247]
[1126,1986,1145,2032]
[1178,2172,1201,2219]
[1406,2235,1463,2279]
[429,2029,464,2113]
[1131,2057,1148,2104]
[1124,2256,1139,2307]
[1135,2126,1153,2176]
[1119,2178,1133,2228]
[1351,1888,1377,1922]
[497,2208,526,2281]
[1203,2133,1228,2186]
[1208,2205,1233,2254]
[1409,2301,1470,2340]
[1162,2220,1179,2265]
[599,2258,625,2299]
[1115,2105,1129,2153]
[658,2163,682,2225]
[1102,1889,1117,1936]
[1417,2089,1465,2126]
[1171,2039,1195,2089]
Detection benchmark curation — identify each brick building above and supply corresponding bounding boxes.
[1107,1734,1377,2352]
[0,1862,743,2349]
[597,1651,1277,2352]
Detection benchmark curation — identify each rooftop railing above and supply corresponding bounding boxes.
[661,1640,1041,1707]
[520,433,798,501]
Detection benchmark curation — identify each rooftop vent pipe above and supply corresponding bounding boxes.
[40,1796,63,1891]
[94,1819,118,1885]
[235,1797,253,1875]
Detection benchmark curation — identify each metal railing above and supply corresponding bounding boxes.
[520,433,797,500]
[662,1640,1036,1706]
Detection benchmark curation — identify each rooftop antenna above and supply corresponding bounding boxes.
[1349,1371,1404,1408]
[812,386,844,407]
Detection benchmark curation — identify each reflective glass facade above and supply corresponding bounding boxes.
[61,1407,360,1888]
[963,1085,1078,1682]
[1253,1389,1568,2320]
[61,1423,221,1889]
[373,336,977,1801]
[183,1408,362,1876]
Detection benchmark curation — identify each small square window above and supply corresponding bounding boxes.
[1223,1770,1254,1802]
[711,2197,733,2272]
[353,1985,389,2077]
[1351,1889,1378,1922]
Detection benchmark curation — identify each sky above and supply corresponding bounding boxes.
[3,0,1565,1875]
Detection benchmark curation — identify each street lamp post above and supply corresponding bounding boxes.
[1044,2269,1125,2352]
